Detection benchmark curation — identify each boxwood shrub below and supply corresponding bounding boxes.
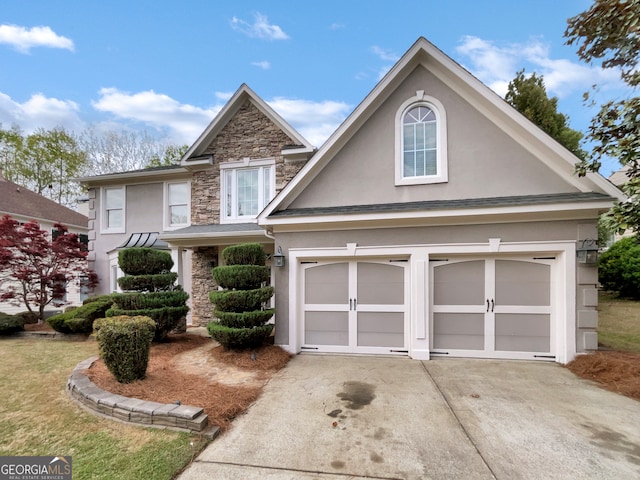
[213,309,274,328]
[117,272,178,292]
[0,313,24,335]
[118,247,173,276]
[212,265,270,290]
[209,286,274,313]
[94,315,156,383]
[206,323,273,350]
[222,243,266,266]
[47,296,113,334]
[111,291,189,310]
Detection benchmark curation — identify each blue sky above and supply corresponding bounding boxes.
[0,0,628,175]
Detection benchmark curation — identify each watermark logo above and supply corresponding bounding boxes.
[0,456,72,480]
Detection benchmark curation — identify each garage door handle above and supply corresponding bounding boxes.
[486,299,489,312]
[491,299,494,312]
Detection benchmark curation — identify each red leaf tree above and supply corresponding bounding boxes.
[0,215,98,322]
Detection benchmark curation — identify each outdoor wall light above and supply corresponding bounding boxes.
[577,239,599,265]
[273,246,286,267]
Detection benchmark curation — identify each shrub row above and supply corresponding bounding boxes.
[94,315,156,383]
[0,313,24,335]
[47,296,113,334]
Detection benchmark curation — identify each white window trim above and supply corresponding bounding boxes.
[220,157,276,224]
[163,180,191,231]
[101,186,126,234]
[395,91,448,186]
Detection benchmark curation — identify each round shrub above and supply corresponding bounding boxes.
[47,296,113,334]
[206,323,273,350]
[599,236,640,299]
[214,309,275,328]
[222,243,266,266]
[94,315,156,383]
[118,247,174,276]
[209,287,274,313]
[117,272,178,292]
[212,265,270,290]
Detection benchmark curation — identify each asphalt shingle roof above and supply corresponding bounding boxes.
[0,174,88,227]
[269,192,613,218]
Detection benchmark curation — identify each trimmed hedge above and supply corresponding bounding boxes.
[207,323,273,350]
[106,305,189,341]
[222,243,266,266]
[209,287,274,313]
[111,291,189,310]
[118,248,173,276]
[212,265,270,290]
[0,313,24,335]
[83,294,114,305]
[47,297,114,334]
[94,315,156,383]
[214,309,275,328]
[117,273,178,292]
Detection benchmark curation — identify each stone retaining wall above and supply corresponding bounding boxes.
[67,356,218,438]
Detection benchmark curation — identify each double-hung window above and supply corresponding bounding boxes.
[165,181,190,229]
[102,187,125,233]
[395,92,448,185]
[221,158,275,223]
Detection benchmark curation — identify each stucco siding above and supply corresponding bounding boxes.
[288,65,579,210]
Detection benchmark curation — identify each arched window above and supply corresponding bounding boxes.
[395,92,447,185]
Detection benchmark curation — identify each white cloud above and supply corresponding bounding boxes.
[0,91,84,132]
[371,45,399,63]
[252,60,271,70]
[92,88,218,144]
[215,91,234,101]
[455,35,622,98]
[230,13,289,40]
[267,97,351,147]
[0,24,74,53]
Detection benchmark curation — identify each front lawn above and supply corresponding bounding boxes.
[0,338,207,480]
[597,291,640,352]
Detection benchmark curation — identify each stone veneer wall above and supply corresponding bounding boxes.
[188,100,309,326]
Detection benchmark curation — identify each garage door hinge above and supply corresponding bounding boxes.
[390,349,409,353]
[301,261,318,264]
[430,351,449,355]
[533,355,556,359]
[301,346,319,350]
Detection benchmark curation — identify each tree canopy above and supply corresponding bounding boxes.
[505,69,586,159]
[565,0,640,234]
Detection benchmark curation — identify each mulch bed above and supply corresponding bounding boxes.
[566,351,640,400]
[87,334,291,431]
[24,322,55,332]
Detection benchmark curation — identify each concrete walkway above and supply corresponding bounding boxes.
[178,355,640,480]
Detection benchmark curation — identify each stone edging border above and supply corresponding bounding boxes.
[67,356,219,439]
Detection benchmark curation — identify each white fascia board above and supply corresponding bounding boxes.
[261,199,614,231]
[76,167,190,186]
[159,229,271,248]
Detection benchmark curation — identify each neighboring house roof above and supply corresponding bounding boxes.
[181,84,316,169]
[609,165,630,187]
[0,172,88,229]
[76,164,189,186]
[259,37,623,225]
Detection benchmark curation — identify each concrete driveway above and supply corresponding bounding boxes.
[178,355,640,480]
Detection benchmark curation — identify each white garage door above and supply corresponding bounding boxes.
[430,256,555,360]
[301,260,408,354]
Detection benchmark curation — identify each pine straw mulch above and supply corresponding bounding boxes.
[566,350,640,400]
[24,322,55,332]
[86,334,291,431]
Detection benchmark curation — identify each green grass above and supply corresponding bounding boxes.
[598,291,640,353]
[0,338,209,480]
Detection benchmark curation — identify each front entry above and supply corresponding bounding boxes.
[301,260,408,354]
[430,256,555,361]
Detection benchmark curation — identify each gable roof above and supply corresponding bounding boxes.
[181,84,315,169]
[0,173,88,228]
[259,37,623,226]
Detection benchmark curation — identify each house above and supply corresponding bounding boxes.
[81,38,623,364]
[0,171,90,314]
[78,85,315,325]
